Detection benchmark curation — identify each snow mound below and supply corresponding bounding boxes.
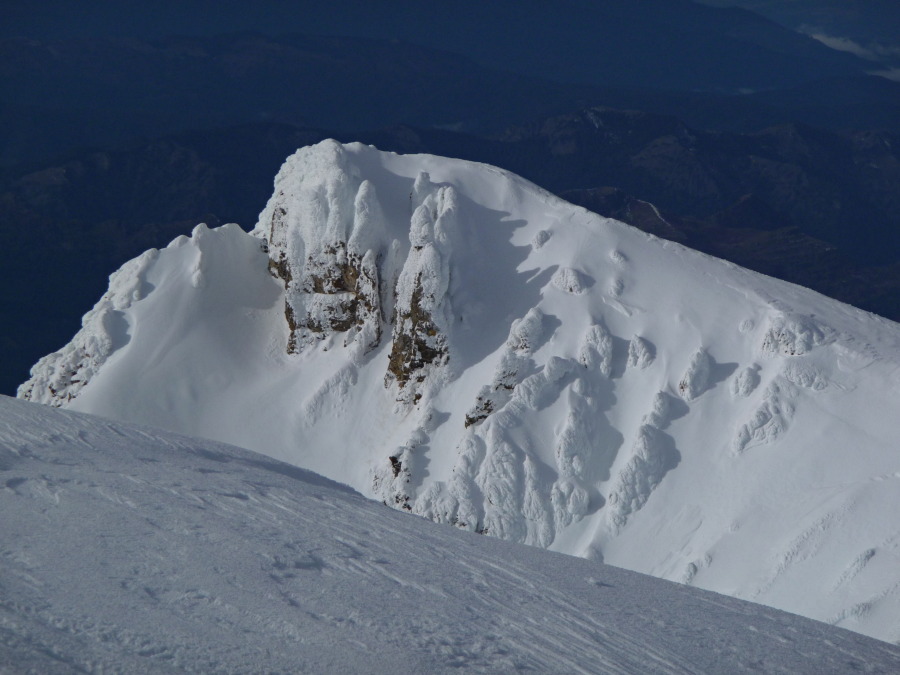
[677,348,713,401]
[551,266,590,294]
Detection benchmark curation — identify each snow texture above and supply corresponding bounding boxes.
[760,313,832,357]
[4,397,900,673]
[730,365,761,398]
[733,380,796,454]
[17,246,159,406]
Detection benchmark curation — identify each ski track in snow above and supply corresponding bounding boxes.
[2,396,900,673]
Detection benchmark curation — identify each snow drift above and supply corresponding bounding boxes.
[19,140,900,643]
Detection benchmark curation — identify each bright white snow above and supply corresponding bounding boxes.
[18,140,900,643]
[2,396,899,673]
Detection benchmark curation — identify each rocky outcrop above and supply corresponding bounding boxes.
[257,146,457,405]
[260,145,389,357]
[384,175,455,402]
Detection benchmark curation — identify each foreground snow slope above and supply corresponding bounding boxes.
[2,396,899,673]
[19,140,900,642]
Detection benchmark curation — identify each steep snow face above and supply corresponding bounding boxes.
[6,397,900,673]
[19,140,900,643]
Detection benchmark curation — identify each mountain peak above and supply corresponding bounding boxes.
[19,141,900,642]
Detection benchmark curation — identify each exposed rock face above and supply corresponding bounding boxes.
[261,146,388,358]
[257,142,454,402]
[385,176,455,402]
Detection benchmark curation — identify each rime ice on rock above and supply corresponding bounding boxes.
[578,324,614,377]
[610,249,628,264]
[257,144,456,402]
[386,182,456,403]
[477,432,527,543]
[507,307,546,353]
[259,142,387,356]
[642,391,674,429]
[448,436,487,531]
[512,357,574,410]
[606,386,684,531]
[531,229,551,249]
[627,335,655,369]
[523,455,555,548]
[678,348,712,401]
[551,479,590,530]
[372,442,415,511]
[761,314,832,357]
[733,380,796,454]
[731,365,761,398]
[551,408,598,530]
[465,308,545,427]
[551,267,588,295]
[607,424,676,532]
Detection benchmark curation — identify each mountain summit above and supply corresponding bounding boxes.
[20,140,900,642]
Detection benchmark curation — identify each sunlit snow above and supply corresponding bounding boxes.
[19,140,900,643]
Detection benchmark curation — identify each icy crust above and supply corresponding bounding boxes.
[18,247,159,406]
[19,140,900,643]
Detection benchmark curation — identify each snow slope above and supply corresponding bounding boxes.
[2,395,899,673]
[19,140,900,643]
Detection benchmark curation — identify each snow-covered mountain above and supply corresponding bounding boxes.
[3,395,900,673]
[19,140,900,643]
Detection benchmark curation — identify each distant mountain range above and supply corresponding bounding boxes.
[2,10,899,395]
[697,0,900,69]
[5,108,900,395]
[2,21,898,168]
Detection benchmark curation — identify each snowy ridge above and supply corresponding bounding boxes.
[19,140,900,643]
[18,247,160,406]
[4,396,900,672]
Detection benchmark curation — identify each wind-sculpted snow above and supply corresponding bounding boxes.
[18,140,900,643]
[5,397,900,673]
[17,247,159,407]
